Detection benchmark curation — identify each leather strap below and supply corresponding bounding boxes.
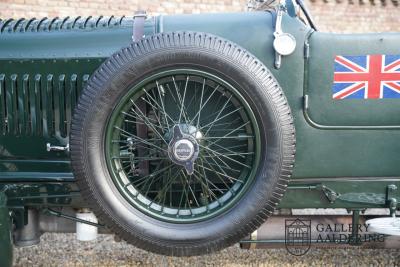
[132,10,147,42]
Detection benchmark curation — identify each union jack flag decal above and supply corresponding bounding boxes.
[332,54,400,99]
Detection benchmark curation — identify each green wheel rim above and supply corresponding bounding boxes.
[105,69,261,223]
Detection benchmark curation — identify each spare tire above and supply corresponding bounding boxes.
[70,31,295,256]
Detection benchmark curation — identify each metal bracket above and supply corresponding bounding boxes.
[46,143,69,152]
[386,184,398,216]
[348,209,362,245]
[132,11,147,42]
[318,184,340,203]
[273,0,296,69]
[304,41,310,59]
[303,94,309,110]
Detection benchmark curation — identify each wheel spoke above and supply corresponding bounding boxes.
[114,126,167,153]
[139,94,166,131]
[112,138,163,143]
[200,145,252,169]
[179,76,189,123]
[200,106,243,132]
[107,70,260,222]
[124,119,165,132]
[202,147,231,169]
[172,76,190,124]
[202,160,241,173]
[129,99,169,145]
[192,167,219,202]
[142,88,176,125]
[165,83,192,123]
[193,168,225,195]
[151,166,181,204]
[209,142,249,159]
[180,170,200,207]
[178,171,192,213]
[201,135,254,140]
[122,112,165,130]
[114,156,167,161]
[200,151,241,174]
[198,158,241,183]
[155,81,171,129]
[196,78,205,129]
[189,84,220,126]
[125,163,172,188]
[202,94,232,135]
[199,159,231,189]
[200,117,242,129]
[143,162,170,196]
[206,121,250,146]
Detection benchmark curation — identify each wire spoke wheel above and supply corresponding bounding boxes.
[71,32,295,255]
[106,69,261,222]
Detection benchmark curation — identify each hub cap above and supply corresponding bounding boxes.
[173,139,194,161]
[168,125,200,175]
[105,69,261,223]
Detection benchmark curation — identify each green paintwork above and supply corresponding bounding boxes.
[0,11,398,212]
[306,32,400,127]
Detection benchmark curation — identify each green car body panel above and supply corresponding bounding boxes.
[0,11,399,213]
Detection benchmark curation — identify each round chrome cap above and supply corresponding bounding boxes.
[173,139,195,161]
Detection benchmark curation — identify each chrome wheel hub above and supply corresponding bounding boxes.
[173,140,195,161]
[168,125,200,175]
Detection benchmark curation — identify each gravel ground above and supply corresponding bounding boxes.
[13,233,400,267]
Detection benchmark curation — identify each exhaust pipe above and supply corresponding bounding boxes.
[240,215,400,249]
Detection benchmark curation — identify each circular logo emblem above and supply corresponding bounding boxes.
[173,140,194,161]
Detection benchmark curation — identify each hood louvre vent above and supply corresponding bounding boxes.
[0,73,89,138]
[0,16,132,34]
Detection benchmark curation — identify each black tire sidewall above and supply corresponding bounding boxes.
[71,32,294,255]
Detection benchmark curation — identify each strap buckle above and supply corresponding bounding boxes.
[132,11,147,42]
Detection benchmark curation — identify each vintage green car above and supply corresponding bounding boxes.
[0,0,399,264]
